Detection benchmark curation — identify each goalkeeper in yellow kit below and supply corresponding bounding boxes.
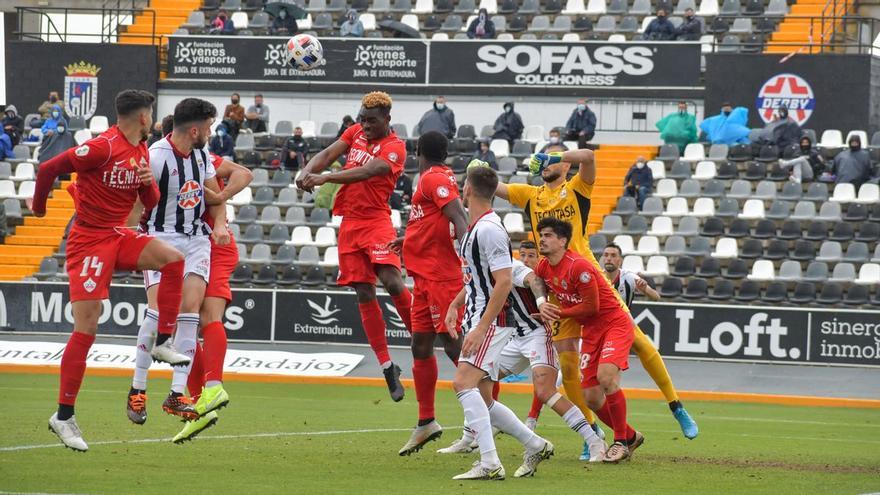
[497,146,699,459]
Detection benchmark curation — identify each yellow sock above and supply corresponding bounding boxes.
[558,351,596,425]
[632,326,680,403]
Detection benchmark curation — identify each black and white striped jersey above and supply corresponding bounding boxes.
[459,210,515,332]
[143,137,216,236]
[611,268,640,309]
[509,259,546,337]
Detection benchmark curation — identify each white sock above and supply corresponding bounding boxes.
[461,418,475,443]
[488,400,545,452]
[561,405,598,441]
[457,388,500,469]
[170,313,200,394]
[132,309,158,390]
[380,361,392,370]
[206,380,221,387]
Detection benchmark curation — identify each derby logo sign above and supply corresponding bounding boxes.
[755,73,815,125]
[64,61,101,120]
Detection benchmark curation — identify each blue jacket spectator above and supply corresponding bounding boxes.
[209,124,235,158]
[2,105,24,146]
[827,135,873,188]
[564,99,597,148]
[643,8,677,40]
[624,158,654,208]
[700,103,750,145]
[0,131,14,160]
[415,96,456,139]
[467,8,496,39]
[40,105,68,136]
[676,8,702,40]
[340,10,364,37]
[211,10,236,34]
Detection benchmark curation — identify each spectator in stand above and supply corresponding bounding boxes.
[623,156,653,209]
[0,128,14,160]
[415,96,456,139]
[467,8,496,39]
[539,128,563,153]
[336,115,355,139]
[40,104,67,137]
[282,126,309,170]
[490,102,524,147]
[2,105,24,146]
[564,98,597,148]
[675,8,702,40]
[749,105,800,150]
[223,93,245,138]
[210,123,236,160]
[148,120,164,146]
[824,135,873,188]
[38,91,65,121]
[656,101,698,153]
[470,139,498,170]
[779,135,823,183]
[643,7,676,40]
[210,10,235,34]
[245,94,270,133]
[314,162,343,209]
[340,9,364,37]
[700,102,751,145]
[271,8,299,35]
[390,172,413,210]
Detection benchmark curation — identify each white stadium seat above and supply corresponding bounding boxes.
[747,259,776,281]
[739,199,765,219]
[622,255,644,273]
[647,216,674,237]
[644,255,670,277]
[711,237,738,259]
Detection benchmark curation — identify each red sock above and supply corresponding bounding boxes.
[202,321,227,383]
[412,355,438,421]
[156,259,184,335]
[528,390,543,419]
[491,380,500,401]
[187,342,206,400]
[58,331,95,406]
[358,300,390,365]
[603,390,636,442]
[391,288,413,332]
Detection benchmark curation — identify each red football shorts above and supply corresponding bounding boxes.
[205,238,238,304]
[580,316,635,389]
[66,225,154,302]
[411,276,463,334]
[336,218,400,286]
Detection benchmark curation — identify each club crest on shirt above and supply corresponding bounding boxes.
[559,188,568,199]
[561,279,568,290]
[75,145,90,156]
[437,186,450,199]
[372,144,381,154]
[579,271,591,283]
[177,180,203,209]
[83,278,96,293]
[388,152,398,163]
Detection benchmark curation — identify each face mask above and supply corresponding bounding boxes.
[435,103,445,110]
[293,135,303,141]
[479,14,486,20]
[658,14,666,18]
[636,161,645,169]
[504,106,512,113]
[217,129,226,137]
[232,99,239,104]
[52,112,60,118]
[723,110,731,116]
[778,109,789,119]
[800,144,811,152]
[279,10,287,17]
[49,96,57,103]
[850,143,861,151]
[679,109,686,114]
[549,136,560,144]
[577,104,586,112]
[56,126,65,133]
[686,15,693,20]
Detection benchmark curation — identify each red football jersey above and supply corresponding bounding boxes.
[334,124,406,220]
[403,165,460,281]
[69,126,151,228]
[202,153,228,230]
[536,249,631,345]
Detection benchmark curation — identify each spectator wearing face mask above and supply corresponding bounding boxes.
[210,123,235,160]
[40,105,68,137]
[282,126,310,170]
[467,8,496,39]
[2,105,24,146]
[539,129,563,153]
[826,135,873,188]
[38,92,65,121]
[624,156,653,209]
[470,139,498,170]
[564,98,597,148]
[336,115,355,139]
[490,102,523,147]
[211,10,235,34]
[245,94,270,133]
[656,101,698,153]
[749,105,800,150]
[272,8,299,35]
[643,8,676,41]
[340,9,364,37]
[700,102,750,145]
[415,96,456,139]
[779,136,823,183]
[676,8,702,40]
[223,92,245,138]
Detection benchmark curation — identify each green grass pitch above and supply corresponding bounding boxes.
[0,373,878,494]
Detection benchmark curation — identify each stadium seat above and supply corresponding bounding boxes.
[845,203,868,222]
[598,215,624,236]
[503,213,525,233]
[765,239,789,260]
[709,279,734,300]
[413,0,434,12]
[676,216,700,237]
[647,160,665,179]
[632,235,660,256]
[3,198,21,219]
[791,240,816,261]
[35,257,59,280]
[256,206,282,226]
[816,202,842,222]
[856,223,880,243]
[681,143,705,162]
[727,179,751,199]
[657,144,680,162]
[667,161,691,180]
[689,197,715,217]
[738,199,765,219]
[696,257,721,278]
[11,163,34,182]
[563,0,587,14]
[842,242,869,263]
[647,216,674,236]
[855,263,880,285]
[726,218,750,238]
[816,283,843,305]
[594,15,616,32]
[723,258,749,279]
[711,237,738,259]
[549,15,572,31]
[739,238,763,259]
[662,235,686,256]
[716,198,740,218]
[776,219,802,239]
[855,183,880,204]
[641,197,664,217]
[735,280,760,301]
[295,246,321,268]
[778,181,802,201]
[644,256,670,277]
[455,0,476,12]
[682,278,707,299]
[760,282,786,303]
[89,116,109,134]
[589,234,607,255]
[654,179,678,199]
[230,263,253,285]
[585,0,606,14]
[664,197,689,217]
[624,215,648,235]
[843,285,869,305]
[434,0,454,12]
[818,129,843,148]
[789,201,817,221]
[489,139,509,158]
[659,277,683,298]
[693,161,716,180]
[776,260,802,282]
[752,219,776,239]
[700,216,725,237]
[828,222,855,242]
[828,262,856,283]
[685,237,711,257]
[752,180,777,200]
[613,196,637,216]
[622,255,644,273]
[251,187,275,207]
[815,241,843,263]
[766,200,793,220]
[678,179,701,199]
[830,183,856,203]
[744,162,766,180]
[612,235,635,254]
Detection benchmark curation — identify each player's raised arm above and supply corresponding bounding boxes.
[31,151,76,217]
[297,139,349,187]
[442,199,469,241]
[205,157,253,205]
[562,148,596,185]
[306,155,391,188]
[636,276,661,301]
[204,177,230,245]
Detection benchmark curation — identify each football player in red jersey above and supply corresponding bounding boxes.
[31,90,190,452]
[297,92,413,401]
[534,217,644,463]
[390,131,468,455]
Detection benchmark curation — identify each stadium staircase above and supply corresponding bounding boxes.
[119,0,202,44]
[587,145,657,235]
[0,180,75,280]
[765,0,851,53]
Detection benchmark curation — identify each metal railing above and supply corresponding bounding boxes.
[710,15,880,55]
[15,5,158,44]
[589,99,701,133]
